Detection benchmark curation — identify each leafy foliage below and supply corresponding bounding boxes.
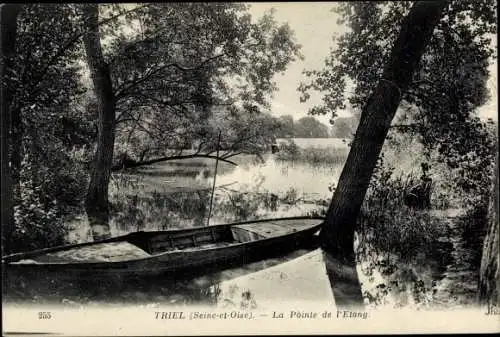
[275,139,348,165]
[358,158,445,259]
[206,108,282,158]
[293,116,330,138]
[275,115,330,138]
[330,116,359,138]
[6,4,91,251]
[12,154,67,252]
[300,0,497,207]
[5,3,303,250]
[276,139,301,159]
[105,3,302,161]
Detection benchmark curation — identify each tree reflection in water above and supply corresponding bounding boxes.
[322,249,365,309]
[2,247,320,307]
[3,160,339,306]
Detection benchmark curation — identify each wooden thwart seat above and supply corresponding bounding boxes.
[147,226,233,254]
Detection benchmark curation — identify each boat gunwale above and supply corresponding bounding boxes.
[4,223,323,269]
[2,216,325,267]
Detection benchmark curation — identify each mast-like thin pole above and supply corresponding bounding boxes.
[206,130,221,226]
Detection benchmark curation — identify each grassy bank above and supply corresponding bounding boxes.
[353,139,493,307]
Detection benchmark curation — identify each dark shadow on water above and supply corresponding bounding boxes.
[4,233,371,310]
[4,163,337,307]
[2,240,320,307]
[109,185,307,234]
[322,250,365,310]
[127,169,204,178]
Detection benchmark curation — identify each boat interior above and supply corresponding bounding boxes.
[131,220,318,255]
[130,224,268,255]
[5,219,321,264]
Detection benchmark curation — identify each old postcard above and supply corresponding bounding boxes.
[1,1,499,335]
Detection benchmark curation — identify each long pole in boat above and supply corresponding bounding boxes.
[206,129,221,226]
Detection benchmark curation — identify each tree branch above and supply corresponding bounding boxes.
[221,151,245,159]
[115,53,226,99]
[31,4,150,90]
[111,154,237,171]
[389,123,424,130]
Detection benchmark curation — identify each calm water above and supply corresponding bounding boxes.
[4,138,348,307]
[67,140,348,242]
[277,137,350,148]
[3,138,477,309]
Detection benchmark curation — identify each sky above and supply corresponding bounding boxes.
[246,2,498,125]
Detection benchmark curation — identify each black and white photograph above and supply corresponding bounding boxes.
[1,1,498,335]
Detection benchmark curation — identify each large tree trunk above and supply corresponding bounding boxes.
[479,154,499,306]
[83,4,116,241]
[320,1,449,306]
[1,4,21,254]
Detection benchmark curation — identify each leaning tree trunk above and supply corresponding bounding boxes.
[479,153,499,306]
[320,0,449,306]
[1,4,21,254]
[83,4,116,241]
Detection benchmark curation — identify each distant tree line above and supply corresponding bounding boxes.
[275,115,330,138]
[274,114,359,139]
[329,116,359,139]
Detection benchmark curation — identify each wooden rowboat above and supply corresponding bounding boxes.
[2,216,324,277]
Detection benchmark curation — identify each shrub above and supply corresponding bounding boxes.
[301,147,347,166]
[9,140,89,253]
[275,139,300,160]
[12,181,66,253]
[357,157,446,261]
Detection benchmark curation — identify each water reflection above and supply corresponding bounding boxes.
[66,156,333,242]
[322,250,364,309]
[1,153,401,309]
[3,247,320,307]
[3,145,468,310]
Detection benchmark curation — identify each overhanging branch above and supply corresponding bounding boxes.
[111,154,237,171]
